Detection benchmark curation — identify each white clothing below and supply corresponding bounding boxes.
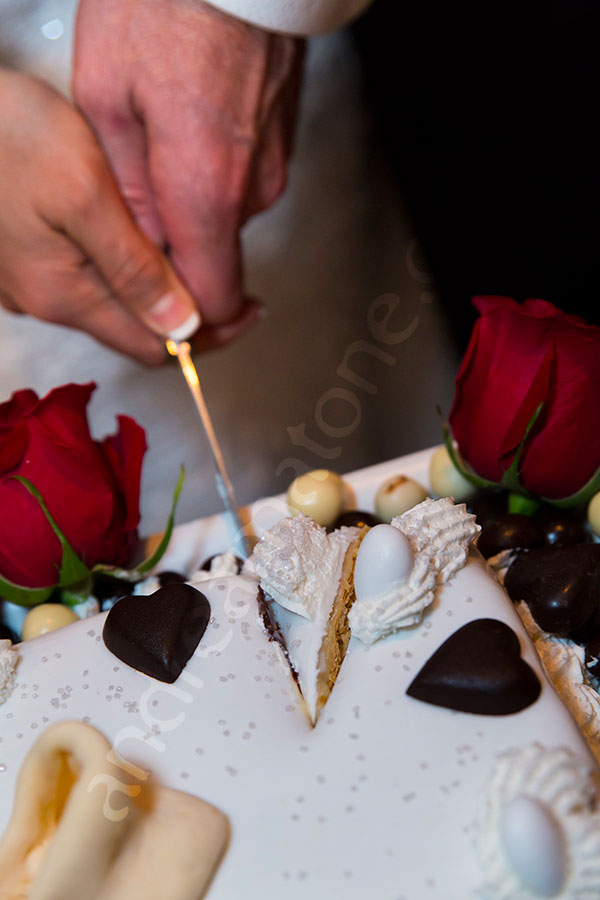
[203,0,373,35]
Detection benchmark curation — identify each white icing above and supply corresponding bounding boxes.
[273,602,329,724]
[249,515,358,620]
[486,549,518,585]
[476,743,600,900]
[516,603,600,765]
[1,449,599,899]
[190,551,241,583]
[0,639,18,705]
[349,497,480,644]
[0,556,597,900]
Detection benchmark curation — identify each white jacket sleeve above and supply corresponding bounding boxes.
[202,0,374,36]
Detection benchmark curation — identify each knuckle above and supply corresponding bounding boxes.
[20,288,63,323]
[109,246,165,304]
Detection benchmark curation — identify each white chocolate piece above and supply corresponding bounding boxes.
[499,796,567,897]
[374,475,429,522]
[0,721,229,900]
[428,445,477,502]
[21,604,79,641]
[286,469,344,527]
[587,491,600,537]
[353,524,413,602]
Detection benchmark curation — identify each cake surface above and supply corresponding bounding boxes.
[0,450,598,899]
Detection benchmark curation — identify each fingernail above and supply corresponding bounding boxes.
[147,293,201,341]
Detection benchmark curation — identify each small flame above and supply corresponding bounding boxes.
[166,340,199,387]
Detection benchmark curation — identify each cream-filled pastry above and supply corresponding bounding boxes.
[0,721,229,900]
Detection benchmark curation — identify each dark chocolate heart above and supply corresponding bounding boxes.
[103,583,210,683]
[504,543,600,634]
[406,618,541,715]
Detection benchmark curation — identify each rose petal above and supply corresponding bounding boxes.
[0,389,39,429]
[451,297,600,498]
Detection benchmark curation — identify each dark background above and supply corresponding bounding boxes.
[354,0,600,347]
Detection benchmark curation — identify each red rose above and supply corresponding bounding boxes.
[0,383,146,588]
[449,297,600,499]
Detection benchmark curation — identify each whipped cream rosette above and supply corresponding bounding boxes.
[476,742,600,899]
[349,497,480,644]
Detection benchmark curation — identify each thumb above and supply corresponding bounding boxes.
[62,165,201,342]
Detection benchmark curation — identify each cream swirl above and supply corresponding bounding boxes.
[476,743,600,900]
[349,497,480,644]
[249,515,359,620]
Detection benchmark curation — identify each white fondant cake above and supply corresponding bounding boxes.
[0,450,599,899]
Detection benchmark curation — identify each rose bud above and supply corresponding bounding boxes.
[449,297,600,500]
[0,383,146,590]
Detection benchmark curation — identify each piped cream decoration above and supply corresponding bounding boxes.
[517,602,600,765]
[250,515,363,723]
[0,721,229,900]
[250,515,359,620]
[476,743,600,900]
[190,551,241,583]
[0,639,18,705]
[349,497,480,644]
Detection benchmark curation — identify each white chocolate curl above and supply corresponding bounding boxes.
[349,498,480,644]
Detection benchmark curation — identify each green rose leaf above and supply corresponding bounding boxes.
[498,402,543,495]
[0,477,92,608]
[94,466,185,582]
[13,477,91,588]
[0,573,54,609]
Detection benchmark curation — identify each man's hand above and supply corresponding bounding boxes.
[0,69,208,365]
[73,0,305,334]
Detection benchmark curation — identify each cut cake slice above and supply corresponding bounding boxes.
[250,515,364,724]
